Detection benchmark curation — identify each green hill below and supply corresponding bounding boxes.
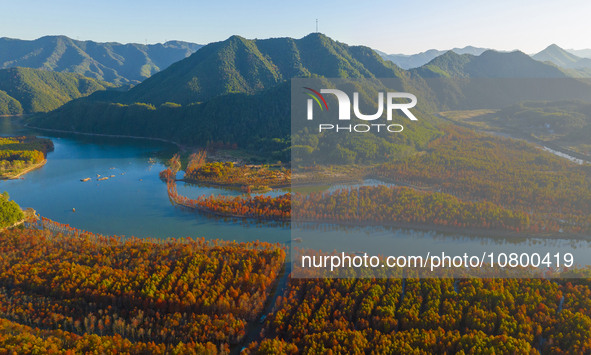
[118,34,406,106]
[0,36,202,85]
[0,67,115,115]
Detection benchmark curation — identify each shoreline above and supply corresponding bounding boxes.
[24,124,183,149]
[173,200,290,222]
[0,159,47,180]
[180,177,290,190]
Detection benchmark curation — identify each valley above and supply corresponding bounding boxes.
[3,27,591,354]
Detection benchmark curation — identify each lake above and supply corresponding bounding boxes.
[0,118,290,243]
[2,118,591,273]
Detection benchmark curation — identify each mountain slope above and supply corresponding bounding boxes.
[0,67,114,114]
[0,36,203,85]
[118,33,406,106]
[533,44,591,69]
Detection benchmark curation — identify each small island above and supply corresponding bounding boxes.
[164,151,291,191]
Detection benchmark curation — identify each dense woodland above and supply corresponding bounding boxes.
[373,126,591,234]
[0,220,286,353]
[2,223,591,353]
[163,169,291,221]
[293,185,531,233]
[250,276,591,354]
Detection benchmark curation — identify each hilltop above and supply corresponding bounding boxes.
[533,44,591,70]
[117,33,407,106]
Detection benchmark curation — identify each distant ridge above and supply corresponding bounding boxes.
[0,36,203,85]
[411,50,567,78]
[565,48,591,59]
[375,46,490,69]
[533,44,591,70]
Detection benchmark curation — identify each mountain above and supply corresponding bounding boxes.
[31,33,436,160]
[0,36,203,85]
[0,67,115,115]
[412,49,568,78]
[114,34,408,106]
[533,44,591,69]
[30,33,591,160]
[376,46,490,69]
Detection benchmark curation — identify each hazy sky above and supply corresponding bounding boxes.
[1,0,590,54]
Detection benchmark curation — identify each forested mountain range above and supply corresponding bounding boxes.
[0,36,202,85]
[28,33,591,161]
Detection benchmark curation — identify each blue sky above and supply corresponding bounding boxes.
[1,0,590,54]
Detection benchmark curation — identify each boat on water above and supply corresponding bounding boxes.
[293,237,302,242]
[354,251,366,256]
[98,177,109,181]
[81,178,91,182]
[110,175,115,178]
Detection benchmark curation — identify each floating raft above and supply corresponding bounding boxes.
[80,178,91,182]
[97,177,109,181]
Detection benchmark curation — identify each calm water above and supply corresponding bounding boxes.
[2,118,591,271]
[0,119,289,243]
